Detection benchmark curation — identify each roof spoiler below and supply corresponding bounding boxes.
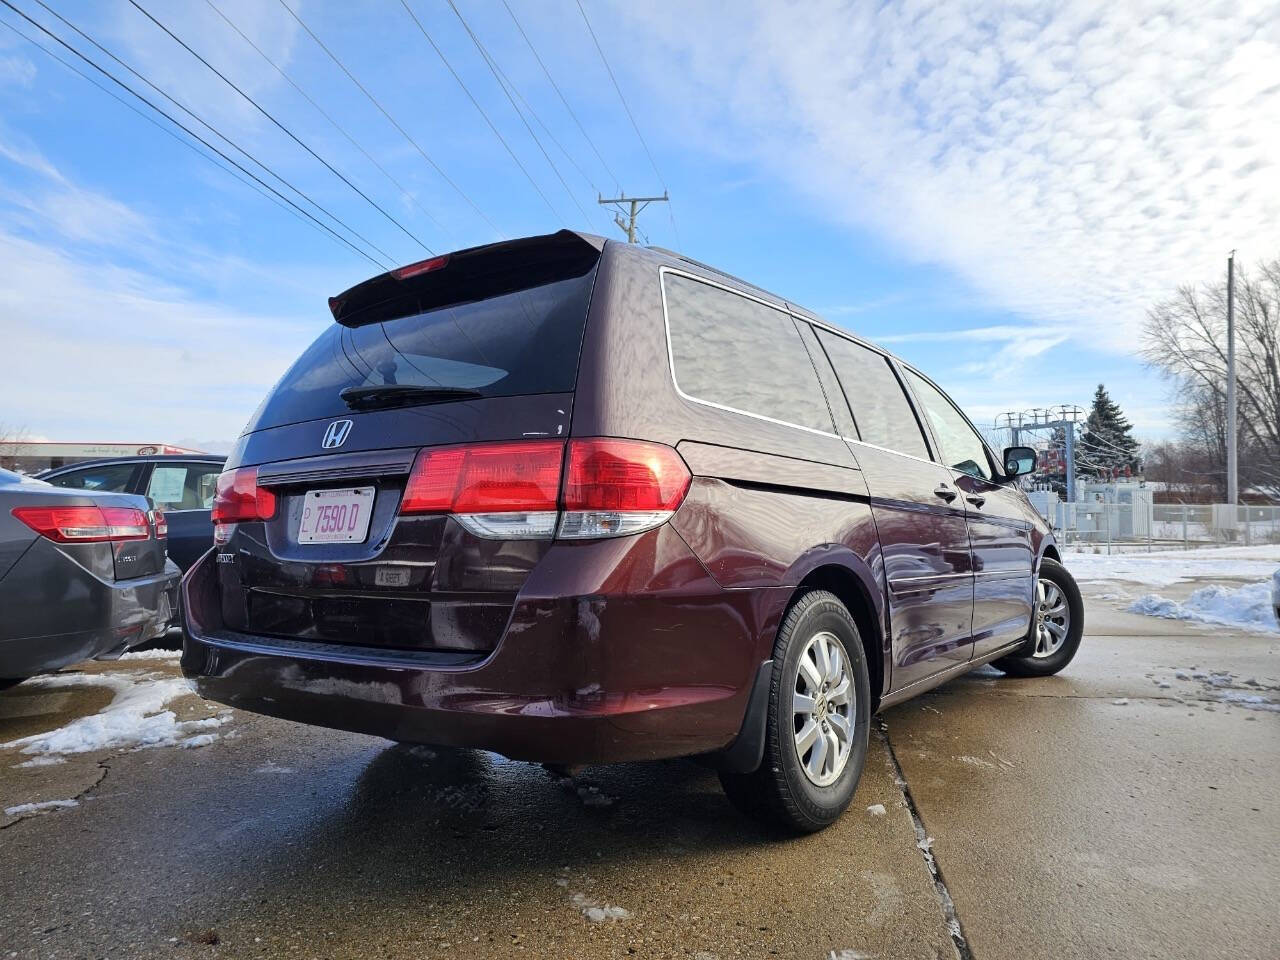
[328,230,605,328]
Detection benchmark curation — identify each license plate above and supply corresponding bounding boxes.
[298,487,375,544]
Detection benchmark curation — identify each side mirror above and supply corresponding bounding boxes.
[1002,445,1037,478]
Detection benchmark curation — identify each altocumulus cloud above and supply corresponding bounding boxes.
[617,0,1280,349]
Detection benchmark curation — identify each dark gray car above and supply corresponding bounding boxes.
[0,468,178,688]
[37,454,225,571]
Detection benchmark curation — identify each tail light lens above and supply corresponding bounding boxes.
[402,440,563,539]
[559,439,691,539]
[211,467,276,543]
[12,505,150,543]
[397,438,690,540]
[151,508,168,539]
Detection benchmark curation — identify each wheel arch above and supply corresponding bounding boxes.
[789,560,886,712]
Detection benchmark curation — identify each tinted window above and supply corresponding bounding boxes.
[796,321,857,438]
[664,274,834,432]
[47,463,137,493]
[246,265,598,432]
[903,370,993,480]
[816,332,930,460]
[146,463,222,510]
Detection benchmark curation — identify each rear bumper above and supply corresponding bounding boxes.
[181,528,788,764]
[0,549,178,679]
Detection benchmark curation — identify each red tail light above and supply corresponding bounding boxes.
[12,505,150,543]
[211,468,277,527]
[403,441,563,513]
[151,508,168,539]
[559,439,690,538]
[397,438,690,540]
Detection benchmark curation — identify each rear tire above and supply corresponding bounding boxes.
[993,558,1084,677]
[719,590,871,833]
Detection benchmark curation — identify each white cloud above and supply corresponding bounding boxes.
[614,0,1280,351]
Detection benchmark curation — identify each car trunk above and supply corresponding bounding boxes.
[215,232,602,655]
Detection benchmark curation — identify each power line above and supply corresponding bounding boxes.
[0,0,386,269]
[23,0,389,267]
[442,0,595,226]
[277,0,503,238]
[203,0,451,250]
[573,0,681,248]
[397,0,562,222]
[126,0,423,260]
[0,15,320,239]
[500,0,619,193]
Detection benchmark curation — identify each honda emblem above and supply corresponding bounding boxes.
[321,419,353,449]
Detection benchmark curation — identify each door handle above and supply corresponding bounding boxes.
[966,494,986,508]
[933,484,957,502]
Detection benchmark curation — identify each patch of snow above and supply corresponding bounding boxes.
[180,733,219,749]
[1128,582,1278,633]
[1111,698,1130,706]
[956,755,995,768]
[917,836,934,852]
[5,798,78,816]
[569,892,630,922]
[117,649,181,662]
[0,671,227,759]
[866,803,887,816]
[1066,544,1280,587]
[14,755,66,768]
[254,761,295,774]
[1210,690,1280,712]
[828,951,872,960]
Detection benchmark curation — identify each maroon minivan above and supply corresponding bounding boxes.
[181,231,1083,831]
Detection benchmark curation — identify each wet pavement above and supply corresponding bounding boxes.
[1,584,1277,960]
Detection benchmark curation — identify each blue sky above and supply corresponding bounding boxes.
[2,0,1277,451]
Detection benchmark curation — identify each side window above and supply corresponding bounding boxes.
[147,463,221,510]
[664,273,835,433]
[47,463,137,493]
[903,370,993,480]
[795,320,857,438]
[816,332,931,460]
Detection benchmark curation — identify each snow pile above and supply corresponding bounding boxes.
[4,799,79,817]
[1065,544,1280,587]
[1128,582,1278,633]
[118,649,182,662]
[866,803,887,816]
[1,671,227,759]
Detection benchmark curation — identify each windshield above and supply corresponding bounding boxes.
[245,263,598,432]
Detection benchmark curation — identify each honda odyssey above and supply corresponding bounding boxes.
[181,231,1083,831]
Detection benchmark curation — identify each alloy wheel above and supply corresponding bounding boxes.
[792,630,854,786]
[1032,577,1070,658]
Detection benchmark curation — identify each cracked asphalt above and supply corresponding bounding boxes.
[1,582,1277,960]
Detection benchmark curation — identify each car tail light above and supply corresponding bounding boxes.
[211,467,276,543]
[559,439,691,539]
[398,438,691,540]
[402,440,563,539]
[12,505,151,543]
[151,508,168,539]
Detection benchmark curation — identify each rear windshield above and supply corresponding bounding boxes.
[244,263,598,432]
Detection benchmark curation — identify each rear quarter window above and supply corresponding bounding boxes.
[662,272,834,433]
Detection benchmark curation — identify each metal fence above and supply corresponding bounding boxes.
[1039,500,1280,552]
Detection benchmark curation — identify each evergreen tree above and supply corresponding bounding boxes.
[1076,384,1141,477]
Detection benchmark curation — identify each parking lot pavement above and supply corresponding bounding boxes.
[1,587,1276,960]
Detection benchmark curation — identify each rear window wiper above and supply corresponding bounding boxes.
[339,384,484,411]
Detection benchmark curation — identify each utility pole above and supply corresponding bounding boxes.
[1226,250,1238,506]
[598,191,668,243]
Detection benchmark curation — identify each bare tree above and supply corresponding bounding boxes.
[0,423,30,471]
[1142,256,1280,496]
